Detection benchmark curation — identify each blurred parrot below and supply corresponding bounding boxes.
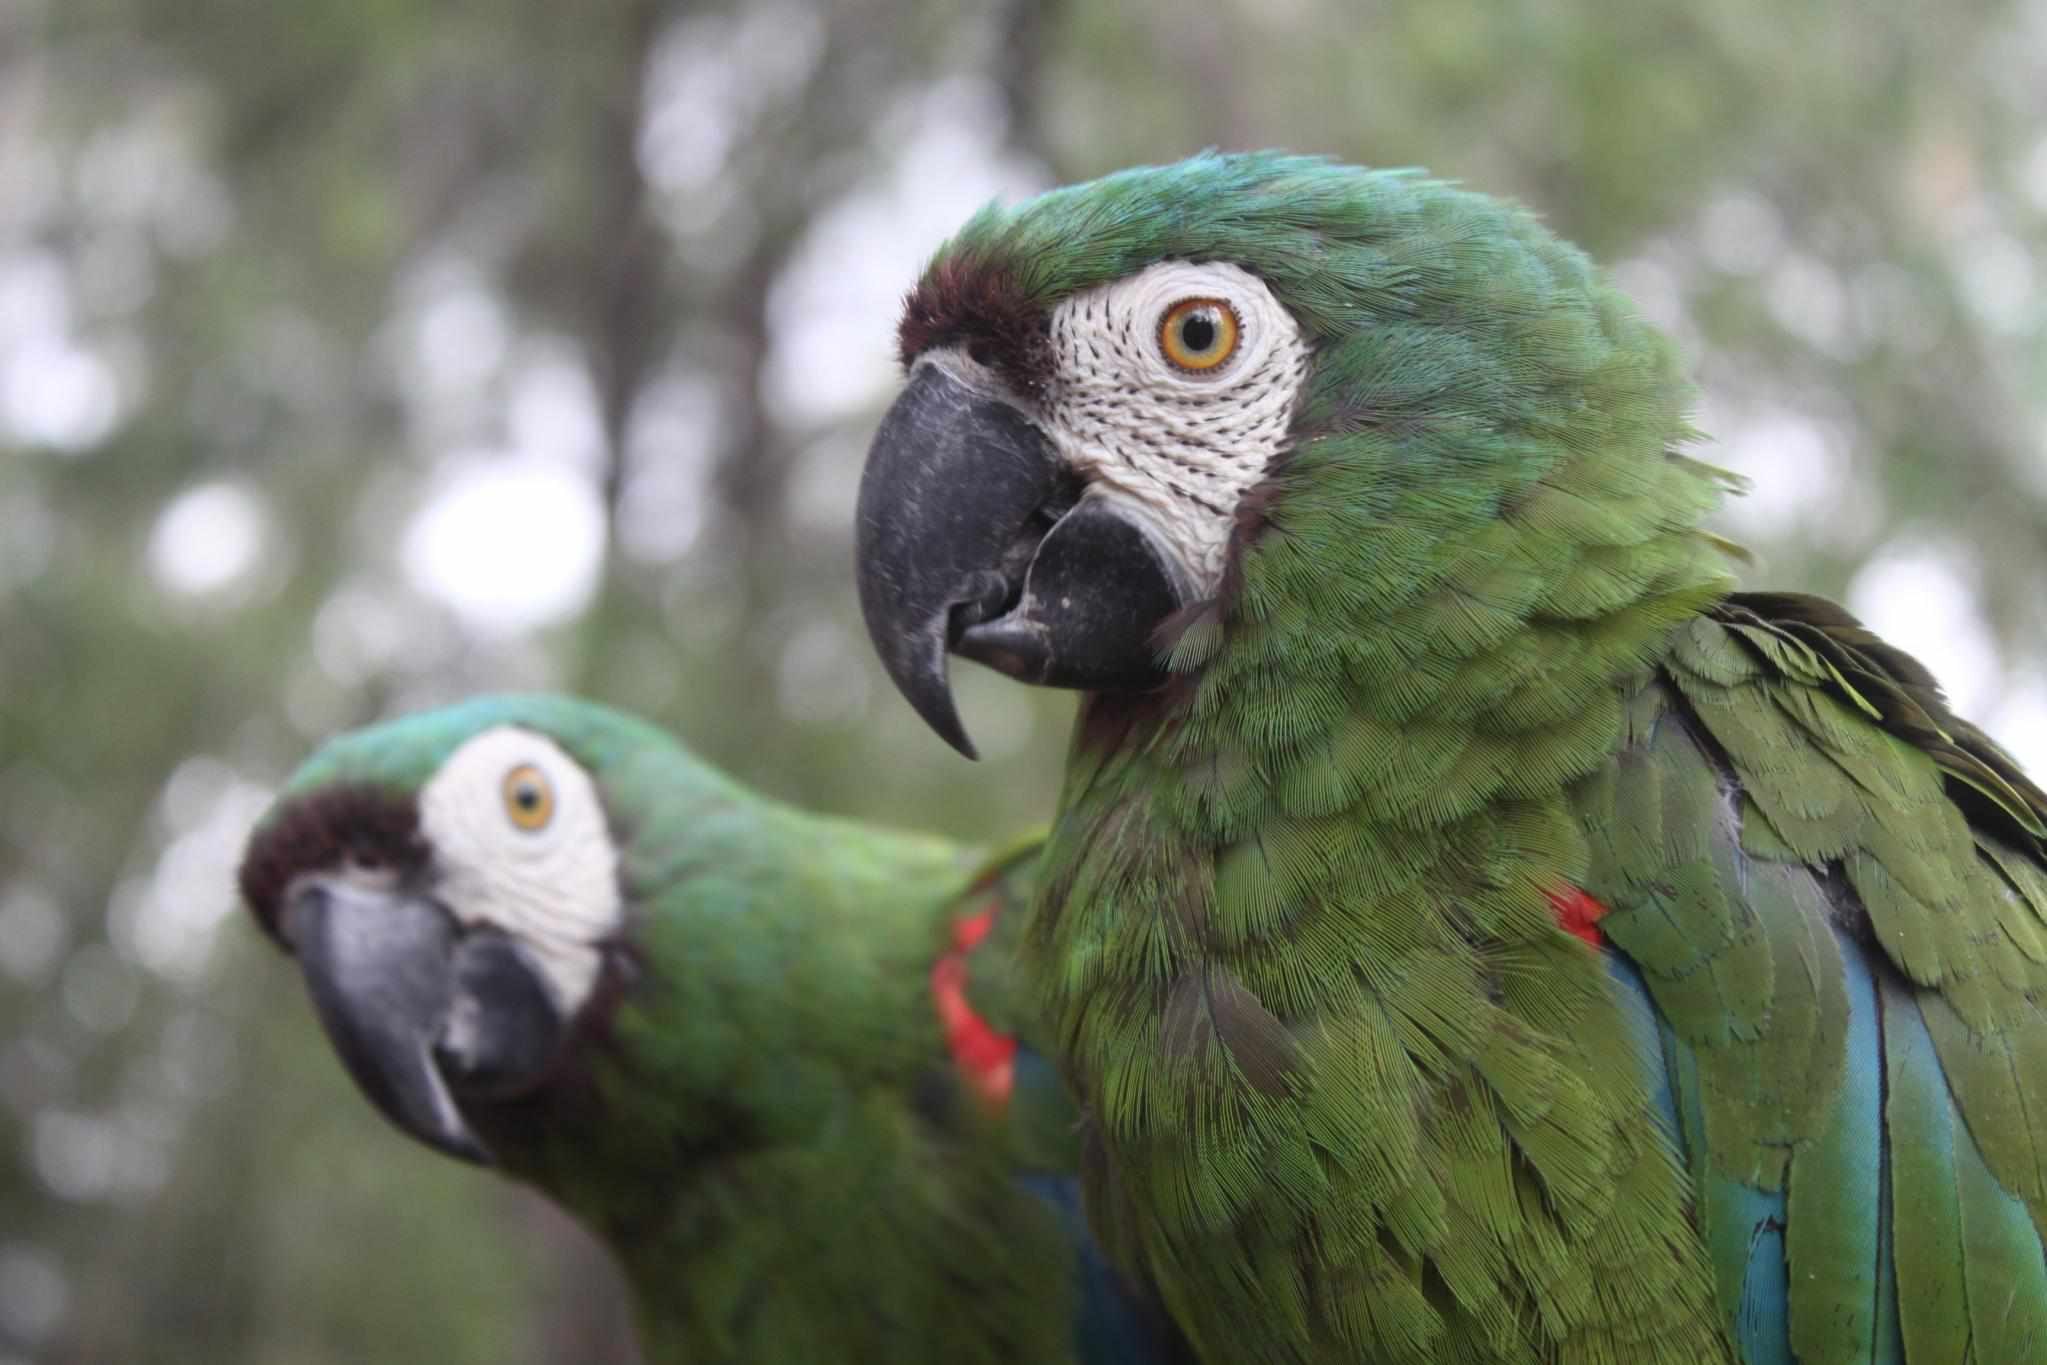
[853,152,2047,1363]
[236,693,1191,1365]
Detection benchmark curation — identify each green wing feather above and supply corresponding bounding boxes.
[1586,592,2047,1364]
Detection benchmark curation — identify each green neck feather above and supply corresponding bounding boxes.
[1152,240,1741,792]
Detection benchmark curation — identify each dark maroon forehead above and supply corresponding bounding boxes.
[238,784,428,944]
[896,256,1056,400]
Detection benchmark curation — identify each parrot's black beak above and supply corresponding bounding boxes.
[855,359,1188,758]
[282,875,568,1165]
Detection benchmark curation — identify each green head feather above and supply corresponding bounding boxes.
[917,152,1740,730]
[276,693,736,803]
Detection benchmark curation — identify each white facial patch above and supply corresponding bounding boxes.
[417,727,621,1012]
[1042,260,1311,590]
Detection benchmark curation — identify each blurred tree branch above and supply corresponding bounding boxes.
[587,0,668,525]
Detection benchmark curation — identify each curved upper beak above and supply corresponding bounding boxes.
[855,359,1189,758]
[281,874,568,1165]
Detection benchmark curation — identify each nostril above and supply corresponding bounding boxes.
[279,877,333,949]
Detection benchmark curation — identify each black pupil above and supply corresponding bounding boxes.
[1180,311,1218,353]
[515,782,540,810]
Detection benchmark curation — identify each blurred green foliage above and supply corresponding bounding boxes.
[0,0,2041,1359]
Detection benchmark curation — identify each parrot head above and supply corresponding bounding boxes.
[237,695,655,1163]
[858,151,1712,756]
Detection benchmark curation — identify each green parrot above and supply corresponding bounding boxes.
[236,693,1193,1365]
[853,151,2047,1363]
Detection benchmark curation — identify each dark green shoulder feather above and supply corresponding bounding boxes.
[1715,591,2046,846]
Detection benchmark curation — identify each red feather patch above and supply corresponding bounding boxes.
[930,901,1017,1107]
[1545,885,1611,949]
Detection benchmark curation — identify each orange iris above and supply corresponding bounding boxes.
[501,764,555,830]
[1158,297,1241,371]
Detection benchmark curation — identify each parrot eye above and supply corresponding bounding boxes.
[1157,297,1241,373]
[500,765,555,831]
